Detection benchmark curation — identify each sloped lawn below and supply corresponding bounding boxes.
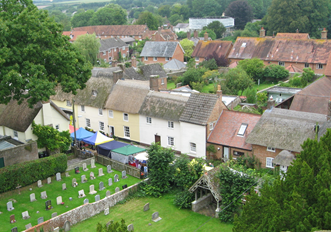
[0,163,141,232]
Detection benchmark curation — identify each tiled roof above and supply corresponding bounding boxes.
[174,23,189,29]
[207,110,261,150]
[164,59,186,70]
[180,93,219,125]
[73,25,148,36]
[275,33,310,39]
[285,64,303,73]
[140,41,183,57]
[192,40,233,58]
[99,38,127,51]
[123,64,167,80]
[62,31,88,41]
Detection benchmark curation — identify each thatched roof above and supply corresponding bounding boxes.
[273,150,295,166]
[123,67,144,80]
[246,108,326,152]
[139,92,189,121]
[104,80,150,114]
[123,64,167,81]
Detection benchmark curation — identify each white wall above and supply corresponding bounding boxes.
[180,121,206,158]
[77,105,107,133]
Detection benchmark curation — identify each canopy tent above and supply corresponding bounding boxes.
[82,131,113,145]
[111,145,146,164]
[70,127,94,141]
[134,151,149,161]
[97,140,128,157]
[69,125,79,133]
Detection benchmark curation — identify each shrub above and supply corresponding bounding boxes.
[245,87,257,103]
[289,76,302,87]
[174,190,195,209]
[0,153,67,193]
[263,64,289,81]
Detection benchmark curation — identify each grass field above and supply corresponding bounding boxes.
[71,193,234,232]
[1,163,141,232]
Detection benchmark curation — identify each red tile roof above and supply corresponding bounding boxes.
[285,64,303,73]
[62,31,88,41]
[192,40,233,58]
[207,110,261,150]
[275,33,310,40]
[73,25,148,36]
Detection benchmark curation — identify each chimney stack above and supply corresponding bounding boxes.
[204,31,208,41]
[187,30,191,39]
[194,30,198,39]
[149,75,160,91]
[322,28,328,40]
[296,29,299,33]
[113,70,123,83]
[117,63,125,71]
[267,96,276,110]
[217,84,222,101]
[260,27,265,37]
[131,56,137,67]
[158,27,161,34]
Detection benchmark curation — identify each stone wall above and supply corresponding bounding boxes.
[0,141,38,167]
[192,193,213,212]
[66,157,95,171]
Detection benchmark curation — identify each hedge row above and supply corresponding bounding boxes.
[0,153,67,193]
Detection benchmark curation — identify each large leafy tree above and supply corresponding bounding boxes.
[180,39,194,61]
[73,34,101,66]
[71,9,95,28]
[238,58,265,82]
[89,4,127,26]
[48,10,71,31]
[0,0,92,107]
[222,68,254,95]
[134,12,159,30]
[225,0,253,30]
[203,21,226,39]
[233,129,331,231]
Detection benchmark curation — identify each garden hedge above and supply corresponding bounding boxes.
[0,153,67,193]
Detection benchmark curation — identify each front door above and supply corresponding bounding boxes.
[155,135,161,145]
[109,126,114,137]
[223,147,229,161]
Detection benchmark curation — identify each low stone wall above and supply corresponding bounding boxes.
[96,155,141,178]
[66,157,95,171]
[0,140,38,166]
[192,193,213,212]
[72,147,95,159]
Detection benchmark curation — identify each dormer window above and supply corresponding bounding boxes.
[237,123,248,136]
[241,43,246,48]
[92,90,97,96]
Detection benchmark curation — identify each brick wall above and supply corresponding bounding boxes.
[172,44,184,62]
[142,57,170,65]
[0,141,38,167]
[206,98,227,138]
[98,47,130,63]
[206,143,252,160]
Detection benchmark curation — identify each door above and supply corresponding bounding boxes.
[155,135,161,145]
[109,126,114,138]
[0,157,4,168]
[223,147,229,161]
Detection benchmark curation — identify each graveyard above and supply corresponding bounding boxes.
[1,162,141,232]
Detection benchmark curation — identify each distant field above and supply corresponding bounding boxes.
[34,0,113,6]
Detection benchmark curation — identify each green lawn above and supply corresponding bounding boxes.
[71,193,233,232]
[167,81,176,90]
[0,163,141,232]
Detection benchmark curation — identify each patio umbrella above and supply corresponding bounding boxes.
[82,131,113,145]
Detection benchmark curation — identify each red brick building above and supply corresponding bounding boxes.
[192,40,233,64]
[62,31,88,42]
[98,38,129,63]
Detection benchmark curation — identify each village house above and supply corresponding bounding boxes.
[147,27,178,41]
[140,41,185,65]
[62,31,88,42]
[98,38,129,63]
[174,23,189,33]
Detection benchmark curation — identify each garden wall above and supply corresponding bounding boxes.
[66,157,95,171]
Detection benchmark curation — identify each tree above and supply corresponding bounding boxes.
[266,0,329,38]
[168,14,182,25]
[179,67,208,87]
[222,68,254,95]
[238,58,265,82]
[225,1,254,30]
[73,34,101,66]
[301,67,315,87]
[199,59,218,70]
[201,0,223,17]
[245,87,257,103]
[158,5,171,18]
[263,65,289,81]
[48,10,71,31]
[233,129,331,231]
[71,9,94,28]
[89,4,127,26]
[180,39,194,61]
[0,0,92,107]
[203,21,226,39]
[135,12,159,30]
[198,29,217,40]
[176,31,188,39]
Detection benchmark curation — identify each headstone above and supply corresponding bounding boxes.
[99,181,105,191]
[106,190,111,197]
[91,159,96,168]
[90,171,96,180]
[10,214,16,223]
[75,166,80,174]
[83,198,89,204]
[122,184,127,190]
[98,168,104,177]
[37,180,43,187]
[115,187,120,193]
[81,174,87,183]
[83,163,88,171]
[104,207,109,215]
[54,227,60,232]
[78,189,86,198]
[45,200,52,210]
[38,216,44,224]
[114,174,119,182]
[95,194,100,202]
[127,224,134,231]
[89,185,97,194]
[11,227,18,232]
[25,223,32,230]
[122,170,127,179]
[22,211,30,219]
[47,177,51,184]
[7,201,14,211]
[63,220,70,232]
[56,172,61,181]
[108,178,112,186]
[41,191,47,199]
[56,196,63,205]
[152,211,162,222]
[62,183,67,190]
[51,212,57,218]
[144,203,150,211]
[107,165,113,173]
[72,178,77,187]
[30,193,36,202]
[65,172,70,177]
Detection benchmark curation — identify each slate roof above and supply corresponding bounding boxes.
[208,110,261,150]
[73,25,148,36]
[192,40,233,58]
[140,41,184,57]
[163,59,186,70]
[246,108,326,152]
[174,23,189,29]
[139,92,189,121]
[99,38,127,52]
[267,86,302,95]
[180,93,220,125]
[104,80,150,114]
[289,77,331,115]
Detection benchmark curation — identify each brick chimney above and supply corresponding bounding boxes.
[150,75,160,91]
[113,70,123,83]
[267,96,276,110]
[260,27,265,37]
[158,27,161,34]
[322,28,328,40]
[194,30,198,39]
[117,63,125,71]
[187,30,191,39]
[217,84,222,101]
[204,31,208,41]
[131,56,137,67]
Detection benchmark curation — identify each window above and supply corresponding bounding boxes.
[266,157,274,168]
[161,79,164,85]
[190,142,196,152]
[195,57,199,61]
[86,118,91,127]
[66,100,71,107]
[278,61,285,66]
[267,147,275,152]
[99,108,103,116]
[108,110,113,118]
[146,117,152,124]
[109,57,112,61]
[209,122,215,131]
[122,46,125,50]
[102,51,106,55]
[108,49,111,53]
[144,57,148,61]
[92,90,97,96]
[99,121,105,131]
[237,124,248,136]
[233,151,244,156]
[168,137,174,146]
[241,42,246,47]
[123,113,129,121]
[139,36,141,39]
[13,130,18,138]
[165,57,170,61]
[317,64,323,69]
[55,125,60,130]
[168,121,174,128]
[153,57,158,61]
[114,48,117,52]
[124,126,130,138]
[81,105,85,112]
[305,63,309,68]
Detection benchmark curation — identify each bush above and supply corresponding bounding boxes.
[0,153,67,193]
[245,87,257,103]
[289,76,302,87]
[263,64,289,81]
[198,58,218,70]
[174,190,195,209]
